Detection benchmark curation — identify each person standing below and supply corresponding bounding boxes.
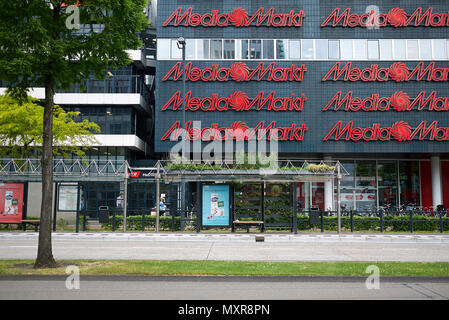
[159,197,166,216]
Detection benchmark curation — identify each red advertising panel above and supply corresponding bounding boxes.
[0,183,24,223]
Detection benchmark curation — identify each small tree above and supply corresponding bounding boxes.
[0,93,100,158]
[0,0,148,268]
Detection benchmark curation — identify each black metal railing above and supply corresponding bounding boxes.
[69,207,448,234]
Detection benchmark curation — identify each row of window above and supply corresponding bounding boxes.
[158,38,449,61]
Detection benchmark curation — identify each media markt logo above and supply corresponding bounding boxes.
[321,7,449,28]
[163,7,306,28]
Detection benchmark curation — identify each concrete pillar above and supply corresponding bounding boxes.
[324,156,334,212]
[431,155,443,209]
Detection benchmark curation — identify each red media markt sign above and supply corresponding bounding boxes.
[321,7,449,28]
[163,7,306,27]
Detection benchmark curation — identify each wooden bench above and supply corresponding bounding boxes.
[21,220,40,232]
[0,220,40,232]
[232,220,264,233]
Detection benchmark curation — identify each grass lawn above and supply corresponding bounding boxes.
[1,260,449,277]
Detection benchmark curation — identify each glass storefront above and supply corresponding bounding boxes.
[330,160,424,211]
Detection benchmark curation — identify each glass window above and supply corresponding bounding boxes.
[262,40,274,59]
[157,39,170,60]
[380,40,393,60]
[367,40,379,59]
[289,40,301,59]
[407,40,419,59]
[196,39,209,59]
[301,39,314,59]
[241,40,249,59]
[276,40,288,59]
[185,39,195,60]
[223,40,235,59]
[249,40,261,59]
[355,161,377,211]
[338,161,355,211]
[340,40,353,59]
[393,40,406,59]
[354,40,367,60]
[433,39,447,59]
[399,161,420,208]
[210,40,222,59]
[447,40,449,59]
[312,183,325,211]
[419,40,432,60]
[328,40,340,59]
[170,39,182,59]
[377,161,398,209]
[316,40,327,59]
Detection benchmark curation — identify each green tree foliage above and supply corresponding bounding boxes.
[0,93,100,158]
[0,0,148,268]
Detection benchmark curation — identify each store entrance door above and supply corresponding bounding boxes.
[295,182,324,214]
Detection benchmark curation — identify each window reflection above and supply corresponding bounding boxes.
[289,40,301,59]
[262,40,274,59]
[420,40,432,60]
[433,39,447,59]
[394,40,406,59]
[249,40,261,59]
[157,39,170,60]
[302,40,313,59]
[276,40,288,59]
[170,40,182,59]
[328,40,340,59]
[223,40,235,59]
[407,40,419,60]
[355,161,377,211]
[241,40,249,59]
[185,39,195,60]
[316,39,327,59]
[380,40,393,60]
[378,161,398,209]
[399,161,420,207]
[367,40,379,60]
[210,40,222,59]
[340,39,353,59]
[196,39,209,59]
[354,40,367,60]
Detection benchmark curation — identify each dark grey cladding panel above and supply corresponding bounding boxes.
[155,1,449,153]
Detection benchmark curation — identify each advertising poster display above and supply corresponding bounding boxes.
[58,185,79,211]
[202,184,231,227]
[0,183,24,223]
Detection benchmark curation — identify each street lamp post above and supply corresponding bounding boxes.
[177,37,187,230]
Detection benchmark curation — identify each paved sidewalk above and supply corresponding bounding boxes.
[1,232,449,262]
[1,232,449,242]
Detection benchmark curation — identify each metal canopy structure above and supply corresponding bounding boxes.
[0,158,349,182]
[0,159,129,182]
[151,159,349,183]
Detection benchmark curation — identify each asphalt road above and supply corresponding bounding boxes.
[1,276,448,300]
[1,232,449,262]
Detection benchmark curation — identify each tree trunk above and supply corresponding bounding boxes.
[34,75,57,268]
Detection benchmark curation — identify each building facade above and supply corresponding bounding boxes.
[156,0,449,212]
